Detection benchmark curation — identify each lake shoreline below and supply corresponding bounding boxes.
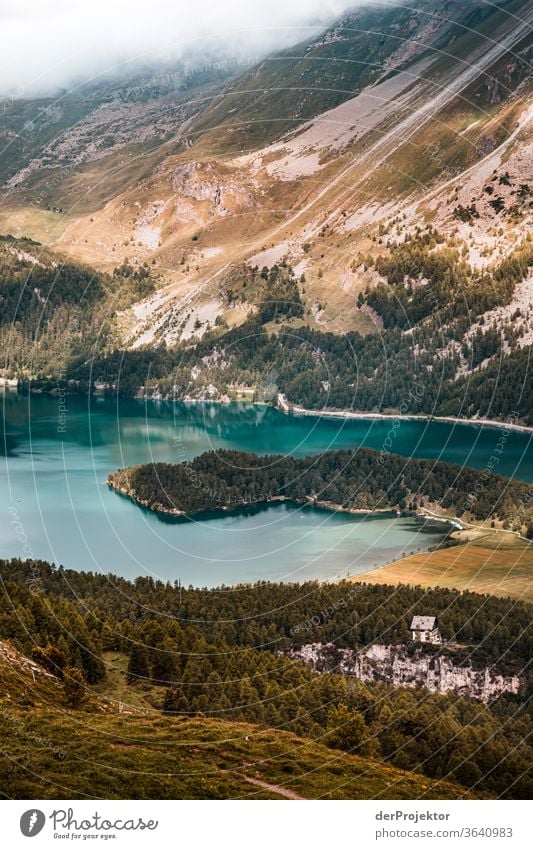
[276,394,533,435]
[4,392,530,588]
[7,384,532,435]
[106,476,459,532]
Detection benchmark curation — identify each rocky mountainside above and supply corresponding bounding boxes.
[290,642,522,702]
[0,0,531,422]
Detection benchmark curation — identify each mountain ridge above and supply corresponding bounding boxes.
[0,0,532,426]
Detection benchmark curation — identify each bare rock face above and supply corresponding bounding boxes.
[0,639,60,684]
[172,162,216,201]
[289,643,521,703]
[356,645,521,702]
[171,161,257,218]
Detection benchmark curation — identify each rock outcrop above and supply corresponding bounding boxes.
[289,643,521,703]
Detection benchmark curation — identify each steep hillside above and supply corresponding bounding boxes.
[189,0,479,152]
[0,59,244,239]
[2,556,533,800]
[46,0,531,345]
[0,0,531,424]
[0,235,156,382]
[0,639,472,800]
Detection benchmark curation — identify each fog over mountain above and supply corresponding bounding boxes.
[0,0,358,97]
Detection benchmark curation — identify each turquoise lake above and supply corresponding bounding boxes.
[1,393,531,586]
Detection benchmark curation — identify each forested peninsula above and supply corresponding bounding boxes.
[107,448,533,534]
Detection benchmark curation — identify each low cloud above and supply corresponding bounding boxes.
[0,0,358,98]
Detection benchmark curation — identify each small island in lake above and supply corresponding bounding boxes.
[107,448,533,533]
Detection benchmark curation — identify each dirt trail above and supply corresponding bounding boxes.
[244,775,305,800]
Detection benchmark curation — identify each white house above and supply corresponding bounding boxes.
[410,615,441,644]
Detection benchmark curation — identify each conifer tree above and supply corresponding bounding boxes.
[127,643,150,683]
[63,665,86,708]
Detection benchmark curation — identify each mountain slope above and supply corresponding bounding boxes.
[47,0,531,340]
[0,59,246,236]
[0,0,531,424]
[0,640,471,800]
[189,0,529,153]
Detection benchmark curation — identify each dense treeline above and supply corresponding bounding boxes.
[442,346,533,423]
[362,239,532,329]
[0,237,155,381]
[9,236,531,426]
[63,303,532,428]
[3,231,532,427]
[0,247,104,318]
[2,559,531,672]
[108,447,533,532]
[0,573,105,683]
[221,262,303,323]
[0,558,531,798]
